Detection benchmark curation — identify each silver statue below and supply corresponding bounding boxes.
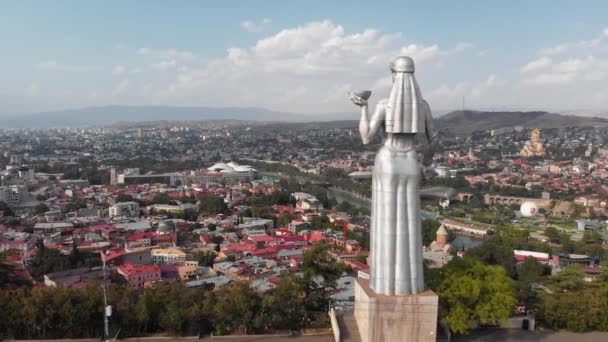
[350,56,438,295]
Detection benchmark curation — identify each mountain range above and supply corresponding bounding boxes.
[2,106,608,135]
[0,106,307,128]
[436,110,608,136]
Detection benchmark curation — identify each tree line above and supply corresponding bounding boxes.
[0,242,345,340]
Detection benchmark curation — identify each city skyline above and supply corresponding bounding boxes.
[2,1,608,117]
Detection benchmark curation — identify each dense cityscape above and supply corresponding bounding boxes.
[3,2,608,341]
[1,120,608,339]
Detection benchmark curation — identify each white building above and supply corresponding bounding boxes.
[0,185,28,207]
[151,248,186,265]
[109,201,140,218]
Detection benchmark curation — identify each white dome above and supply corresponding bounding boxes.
[207,163,232,171]
[232,165,254,172]
[520,201,539,217]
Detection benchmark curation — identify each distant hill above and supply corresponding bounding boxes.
[436,110,608,136]
[0,105,305,128]
[2,106,607,131]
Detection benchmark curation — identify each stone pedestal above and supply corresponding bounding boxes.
[354,278,438,342]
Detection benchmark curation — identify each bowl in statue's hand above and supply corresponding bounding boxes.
[354,90,372,100]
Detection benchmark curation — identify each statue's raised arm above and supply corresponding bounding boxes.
[350,91,385,145]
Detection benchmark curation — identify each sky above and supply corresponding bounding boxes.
[2,0,608,117]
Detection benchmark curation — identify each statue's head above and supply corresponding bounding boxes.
[390,56,415,73]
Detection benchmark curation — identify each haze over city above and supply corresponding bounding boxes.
[2,0,608,120]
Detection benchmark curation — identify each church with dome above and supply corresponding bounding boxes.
[520,128,546,157]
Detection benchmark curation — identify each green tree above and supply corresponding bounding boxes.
[35,203,49,214]
[192,251,216,267]
[539,285,608,332]
[210,235,224,246]
[0,251,31,289]
[467,235,517,278]
[198,193,227,215]
[115,193,134,203]
[543,226,560,242]
[422,219,441,246]
[261,275,306,330]
[310,215,330,230]
[517,256,548,284]
[152,193,171,205]
[514,256,549,305]
[546,264,586,292]
[278,212,293,227]
[214,281,264,334]
[559,233,575,253]
[298,242,347,326]
[28,243,71,280]
[301,241,346,289]
[431,257,516,335]
[0,201,15,216]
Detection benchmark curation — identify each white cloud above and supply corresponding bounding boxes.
[112,79,129,96]
[153,20,478,113]
[110,21,606,114]
[36,61,101,72]
[163,49,195,60]
[537,27,608,56]
[521,57,552,74]
[520,56,608,86]
[151,60,177,71]
[426,73,501,110]
[399,44,440,64]
[137,47,151,55]
[241,18,271,32]
[113,65,127,76]
[538,44,569,56]
[453,42,474,52]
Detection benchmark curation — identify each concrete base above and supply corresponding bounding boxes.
[354,279,438,342]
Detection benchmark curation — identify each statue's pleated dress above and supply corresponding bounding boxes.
[370,134,424,295]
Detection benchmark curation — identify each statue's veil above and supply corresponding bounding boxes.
[384,71,424,134]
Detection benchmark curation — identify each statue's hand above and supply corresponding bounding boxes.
[348,93,368,107]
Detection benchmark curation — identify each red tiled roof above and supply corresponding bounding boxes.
[103,248,125,262]
[119,263,160,276]
[345,260,369,270]
[224,245,255,253]
[273,244,298,251]
[252,246,277,256]
[90,224,117,232]
[127,231,155,241]
[249,235,275,243]
[280,235,306,243]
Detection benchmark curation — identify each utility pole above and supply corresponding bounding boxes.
[102,255,110,342]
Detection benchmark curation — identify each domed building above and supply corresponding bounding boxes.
[156,220,175,235]
[520,128,546,157]
[427,224,452,253]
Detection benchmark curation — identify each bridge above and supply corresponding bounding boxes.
[483,194,550,208]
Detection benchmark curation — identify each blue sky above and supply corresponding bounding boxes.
[2,0,608,116]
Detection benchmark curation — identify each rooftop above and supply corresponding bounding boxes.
[118,263,160,276]
[151,248,186,256]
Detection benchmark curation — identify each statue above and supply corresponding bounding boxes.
[350,56,438,295]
